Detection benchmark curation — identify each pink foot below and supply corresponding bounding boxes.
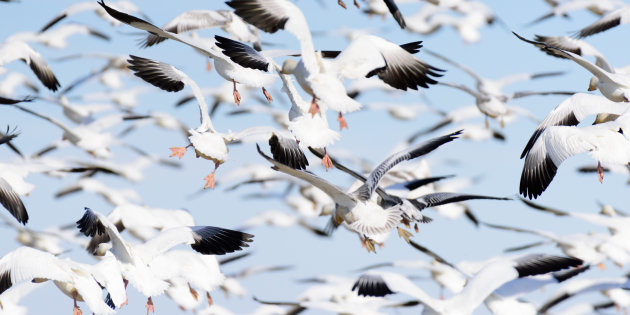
[322,151,334,171]
[598,161,604,183]
[73,306,82,315]
[169,146,188,159]
[204,173,215,189]
[354,0,360,8]
[337,112,348,130]
[262,87,273,102]
[233,80,241,105]
[146,297,155,314]
[189,284,199,300]
[206,60,212,72]
[338,0,347,9]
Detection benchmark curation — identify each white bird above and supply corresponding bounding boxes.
[140,10,261,50]
[257,130,461,251]
[39,0,144,32]
[6,23,110,49]
[76,207,254,314]
[224,0,443,129]
[0,40,60,91]
[55,178,142,206]
[539,275,630,313]
[514,32,630,103]
[97,1,276,106]
[126,55,283,189]
[0,246,117,315]
[527,0,623,25]
[519,109,630,199]
[352,254,582,315]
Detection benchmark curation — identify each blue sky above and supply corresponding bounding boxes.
[1,0,630,314]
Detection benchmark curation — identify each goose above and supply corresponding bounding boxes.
[519,109,630,199]
[39,0,144,32]
[514,32,630,103]
[76,207,253,314]
[576,6,630,38]
[527,0,621,26]
[520,93,630,161]
[97,1,276,106]
[225,0,443,128]
[353,254,583,315]
[140,10,261,50]
[126,55,285,189]
[55,178,143,207]
[424,49,570,127]
[0,40,60,91]
[6,23,110,49]
[257,130,461,251]
[0,246,119,315]
[539,275,630,313]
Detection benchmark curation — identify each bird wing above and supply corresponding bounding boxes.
[353,130,461,201]
[257,144,355,207]
[577,7,630,38]
[0,177,27,225]
[142,10,231,47]
[0,247,72,295]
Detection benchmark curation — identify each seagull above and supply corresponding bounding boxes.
[576,6,630,38]
[225,0,443,128]
[97,1,276,106]
[258,130,461,251]
[76,207,254,314]
[519,109,630,199]
[126,55,282,189]
[0,40,60,91]
[140,10,261,50]
[352,254,583,315]
[514,32,630,103]
[0,246,118,315]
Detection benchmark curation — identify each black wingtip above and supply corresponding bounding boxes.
[76,207,106,237]
[515,255,583,278]
[0,271,12,295]
[191,226,254,255]
[269,134,309,170]
[352,274,395,297]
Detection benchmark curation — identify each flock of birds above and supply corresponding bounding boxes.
[1,0,630,314]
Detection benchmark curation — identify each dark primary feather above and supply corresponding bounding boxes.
[0,271,12,295]
[520,154,558,200]
[76,207,106,237]
[577,15,622,38]
[384,0,406,29]
[190,226,254,255]
[268,134,308,170]
[0,177,28,225]
[0,96,34,105]
[226,0,289,33]
[408,239,456,269]
[513,254,583,278]
[521,111,578,159]
[215,35,270,72]
[353,130,462,201]
[414,192,511,210]
[127,55,185,92]
[40,14,68,32]
[352,274,395,297]
[538,292,571,313]
[552,265,590,283]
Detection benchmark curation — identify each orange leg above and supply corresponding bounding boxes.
[146,297,155,314]
[207,292,214,307]
[321,148,334,171]
[354,0,360,8]
[73,292,82,315]
[262,87,273,102]
[188,283,199,300]
[337,0,347,9]
[337,112,348,130]
[204,162,221,189]
[206,59,213,72]
[598,161,605,183]
[232,80,241,105]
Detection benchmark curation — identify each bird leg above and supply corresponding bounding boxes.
[337,112,349,130]
[500,117,505,128]
[145,297,155,314]
[362,236,377,253]
[232,80,241,105]
[337,0,347,9]
[321,148,334,171]
[397,226,413,243]
[73,292,82,315]
[207,292,214,307]
[484,116,489,128]
[262,87,273,103]
[189,283,199,300]
[354,0,360,8]
[169,144,192,159]
[597,262,606,270]
[204,162,221,189]
[120,279,129,307]
[309,96,320,117]
[598,161,605,183]
[414,223,419,233]
[206,59,213,72]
